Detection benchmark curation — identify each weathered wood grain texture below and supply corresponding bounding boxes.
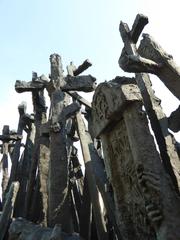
[83,103,122,239]
[0,182,19,240]
[119,24,160,74]
[15,121,35,217]
[119,16,180,192]
[0,125,22,201]
[1,142,9,199]
[138,34,180,100]
[67,91,91,108]
[73,59,92,76]
[39,130,50,226]
[79,173,92,240]
[15,74,49,93]
[15,73,48,223]
[24,93,46,222]
[124,102,180,240]
[136,73,180,190]
[130,14,148,44]
[76,111,108,240]
[48,54,73,232]
[88,139,122,240]
[8,103,26,188]
[66,59,92,108]
[62,75,96,92]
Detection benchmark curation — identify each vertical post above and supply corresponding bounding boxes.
[48,54,73,232]
[76,111,108,240]
[0,182,19,240]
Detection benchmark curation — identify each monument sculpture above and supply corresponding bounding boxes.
[0,13,179,240]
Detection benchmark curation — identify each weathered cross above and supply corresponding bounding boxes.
[14,110,35,218]
[0,125,22,201]
[7,102,27,190]
[119,14,180,193]
[15,72,49,222]
[47,54,95,232]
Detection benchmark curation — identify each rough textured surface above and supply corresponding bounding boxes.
[47,54,73,232]
[76,111,108,240]
[124,102,180,240]
[92,76,142,137]
[15,121,35,218]
[135,73,180,191]
[0,125,22,199]
[119,15,180,193]
[63,75,96,92]
[168,105,180,132]
[18,77,47,223]
[138,34,180,100]
[92,79,180,240]
[15,75,49,93]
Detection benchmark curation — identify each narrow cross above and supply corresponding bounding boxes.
[14,111,35,218]
[7,102,27,189]
[15,72,49,222]
[0,125,22,200]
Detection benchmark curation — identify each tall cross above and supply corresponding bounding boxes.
[47,54,95,232]
[15,72,49,222]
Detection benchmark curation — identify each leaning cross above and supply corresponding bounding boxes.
[0,125,22,200]
[119,14,180,193]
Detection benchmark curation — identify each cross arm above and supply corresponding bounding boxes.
[61,102,81,120]
[65,59,93,108]
[0,134,22,142]
[66,91,91,108]
[130,14,148,44]
[73,59,92,76]
[62,75,96,92]
[15,75,49,93]
[119,19,160,73]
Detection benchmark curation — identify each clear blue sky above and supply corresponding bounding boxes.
[0,0,179,140]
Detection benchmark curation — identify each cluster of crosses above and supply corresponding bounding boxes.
[0,13,180,240]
